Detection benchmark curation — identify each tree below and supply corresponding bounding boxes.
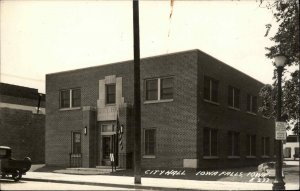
[259,0,299,134]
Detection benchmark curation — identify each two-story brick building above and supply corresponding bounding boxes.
[45,49,275,169]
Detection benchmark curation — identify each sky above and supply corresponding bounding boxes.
[0,0,279,93]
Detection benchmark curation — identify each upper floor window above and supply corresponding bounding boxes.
[247,94,257,113]
[145,77,173,101]
[106,84,116,104]
[60,88,81,109]
[145,79,158,101]
[203,128,218,157]
[144,129,156,156]
[228,131,240,156]
[228,86,240,109]
[246,134,256,157]
[204,76,218,103]
[161,78,173,99]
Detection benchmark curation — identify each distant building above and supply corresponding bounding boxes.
[0,83,45,163]
[45,49,275,169]
[283,135,299,160]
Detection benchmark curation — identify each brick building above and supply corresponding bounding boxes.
[45,49,275,169]
[0,83,45,163]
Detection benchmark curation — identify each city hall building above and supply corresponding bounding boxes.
[45,49,275,169]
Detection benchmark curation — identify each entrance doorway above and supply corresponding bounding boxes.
[99,123,117,166]
[102,136,112,165]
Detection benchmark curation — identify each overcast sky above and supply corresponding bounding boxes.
[1,0,278,93]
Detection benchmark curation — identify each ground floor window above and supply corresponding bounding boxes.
[228,131,239,156]
[284,147,291,158]
[246,134,256,157]
[144,129,156,156]
[204,128,218,157]
[295,147,299,158]
[261,137,270,156]
[72,132,81,154]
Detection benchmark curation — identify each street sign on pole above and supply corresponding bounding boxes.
[275,121,287,140]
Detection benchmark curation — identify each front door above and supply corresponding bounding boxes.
[102,136,112,165]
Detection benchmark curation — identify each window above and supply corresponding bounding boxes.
[246,135,256,157]
[261,137,270,156]
[144,129,156,156]
[203,128,218,157]
[146,79,158,101]
[228,86,240,109]
[284,147,291,158]
[161,78,173,99]
[204,76,218,103]
[60,88,81,109]
[247,94,257,113]
[72,132,81,154]
[228,131,240,156]
[106,84,116,104]
[294,147,299,158]
[145,77,173,101]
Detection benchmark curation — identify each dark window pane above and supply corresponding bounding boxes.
[72,132,81,154]
[252,135,256,155]
[203,128,209,156]
[234,132,240,156]
[161,78,173,99]
[234,89,240,108]
[211,80,218,102]
[252,96,257,113]
[204,77,210,100]
[146,79,158,100]
[246,135,250,155]
[228,132,233,155]
[247,94,251,111]
[228,87,233,107]
[145,129,156,155]
[211,129,218,156]
[72,89,81,107]
[106,84,116,104]
[60,90,70,108]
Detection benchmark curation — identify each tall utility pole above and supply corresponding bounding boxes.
[133,0,141,184]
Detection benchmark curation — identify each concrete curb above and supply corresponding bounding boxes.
[22,177,202,191]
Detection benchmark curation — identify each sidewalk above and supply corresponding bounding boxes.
[23,172,299,190]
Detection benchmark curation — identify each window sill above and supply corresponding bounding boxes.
[144,99,173,104]
[143,155,156,159]
[246,111,257,116]
[228,106,240,111]
[261,155,270,158]
[105,103,116,106]
[227,156,240,159]
[246,156,256,159]
[203,99,220,106]
[59,107,81,111]
[203,156,219,159]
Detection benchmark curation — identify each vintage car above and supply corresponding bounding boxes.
[258,161,286,178]
[0,146,31,181]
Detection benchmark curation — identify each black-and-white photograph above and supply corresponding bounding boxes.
[0,0,299,190]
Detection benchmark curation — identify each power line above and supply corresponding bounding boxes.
[0,73,45,82]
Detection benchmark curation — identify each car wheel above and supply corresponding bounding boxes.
[1,173,6,178]
[12,170,22,182]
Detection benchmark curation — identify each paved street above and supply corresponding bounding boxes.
[0,180,137,190]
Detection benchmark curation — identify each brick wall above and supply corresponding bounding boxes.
[45,61,134,166]
[196,50,275,168]
[140,50,198,168]
[0,108,45,163]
